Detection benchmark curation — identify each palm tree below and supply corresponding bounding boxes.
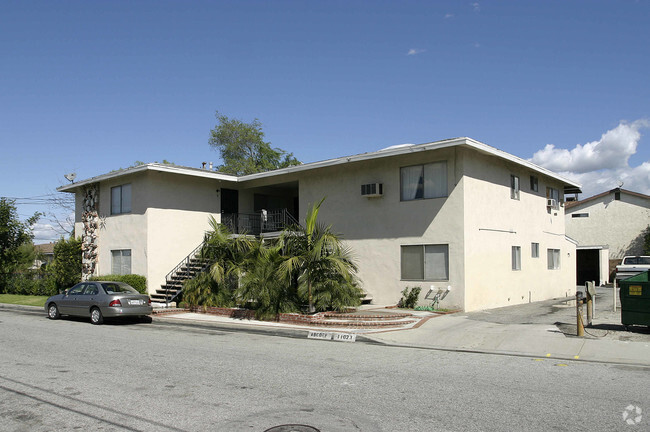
[279,198,362,313]
[196,216,252,303]
[236,239,300,319]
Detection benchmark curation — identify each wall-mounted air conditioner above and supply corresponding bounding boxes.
[361,183,383,197]
[547,198,557,208]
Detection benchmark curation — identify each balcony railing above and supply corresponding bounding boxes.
[221,208,299,236]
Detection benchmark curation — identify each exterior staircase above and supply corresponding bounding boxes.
[150,242,212,305]
[151,209,301,306]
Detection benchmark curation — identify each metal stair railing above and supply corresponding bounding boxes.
[221,208,300,235]
[160,210,301,305]
[163,241,212,306]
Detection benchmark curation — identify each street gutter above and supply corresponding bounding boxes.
[3,303,647,368]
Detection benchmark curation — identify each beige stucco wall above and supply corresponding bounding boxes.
[293,147,466,309]
[565,192,650,259]
[142,171,223,294]
[461,150,576,311]
[74,170,228,294]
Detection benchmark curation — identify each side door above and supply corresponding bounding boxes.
[58,283,86,315]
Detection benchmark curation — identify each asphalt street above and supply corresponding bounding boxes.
[0,308,648,432]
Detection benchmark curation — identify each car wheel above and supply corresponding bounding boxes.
[47,303,60,320]
[90,307,104,325]
[139,315,153,323]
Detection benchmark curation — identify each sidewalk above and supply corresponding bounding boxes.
[365,287,650,366]
[4,286,649,366]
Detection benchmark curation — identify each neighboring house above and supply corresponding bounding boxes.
[31,242,55,270]
[57,137,581,312]
[565,188,650,285]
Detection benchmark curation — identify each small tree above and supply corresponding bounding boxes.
[279,198,362,313]
[181,216,252,307]
[237,240,300,319]
[208,111,300,175]
[0,198,41,292]
[50,237,82,290]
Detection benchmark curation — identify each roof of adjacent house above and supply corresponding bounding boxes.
[34,242,55,255]
[565,188,650,209]
[57,137,582,193]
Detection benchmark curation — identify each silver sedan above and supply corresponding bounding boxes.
[44,281,153,325]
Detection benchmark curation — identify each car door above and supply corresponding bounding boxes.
[77,282,100,316]
[58,283,86,315]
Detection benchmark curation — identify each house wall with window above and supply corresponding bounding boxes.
[295,147,467,309]
[73,169,230,293]
[565,189,650,260]
[461,149,576,311]
[62,138,581,311]
[91,172,149,280]
[142,171,225,294]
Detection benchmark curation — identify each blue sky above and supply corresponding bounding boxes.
[1,0,649,242]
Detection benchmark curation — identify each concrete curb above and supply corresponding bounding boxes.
[150,314,386,345]
[360,336,650,367]
[3,302,648,366]
[0,303,43,314]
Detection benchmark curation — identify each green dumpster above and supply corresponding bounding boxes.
[619,271,650,327]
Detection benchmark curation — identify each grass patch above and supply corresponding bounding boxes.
[0,294,49,307]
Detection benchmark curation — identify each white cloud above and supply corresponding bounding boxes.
[407,48,425,56]
[530,120,650,197]
[444,13,454,19]
[32,222,62,244]
[31,212,74,244]
[472,2,480,12]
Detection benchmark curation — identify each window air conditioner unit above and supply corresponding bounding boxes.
[547,199,557,208]
[361,183,383,197]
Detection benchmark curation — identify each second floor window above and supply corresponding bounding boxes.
[546,187,560,208]
[510,175,520,200]
[400,161,447,201]
[111,184,132,215]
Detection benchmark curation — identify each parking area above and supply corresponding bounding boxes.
[465,286,650,342]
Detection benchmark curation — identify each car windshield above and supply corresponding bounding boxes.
[101,282,139,295]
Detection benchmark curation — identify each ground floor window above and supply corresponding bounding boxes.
[111,249,132,275]
[531,242,539,258]
[401,244,449,281]
[512,246,521,270]
[547,249,560,270]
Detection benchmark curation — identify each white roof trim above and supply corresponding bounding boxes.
[57,163,237,192]
[57,137,582,192]
[238,137,582,189]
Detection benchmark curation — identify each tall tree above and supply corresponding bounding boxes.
[50,237,82,290]
[0,198,41,291]
[208,111,300,175]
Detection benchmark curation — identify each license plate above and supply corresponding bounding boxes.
[128,299,143,306]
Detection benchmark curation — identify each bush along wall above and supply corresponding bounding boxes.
[5,272,58,296]
[89,274,147,294]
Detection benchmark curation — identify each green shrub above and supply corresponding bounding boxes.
[90,274,147,294]
[50,237,82,290]
[182,272,236,308]
[398,286,421,309]
[5,273,58,296]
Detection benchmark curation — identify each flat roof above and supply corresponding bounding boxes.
[58,137,582,193]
